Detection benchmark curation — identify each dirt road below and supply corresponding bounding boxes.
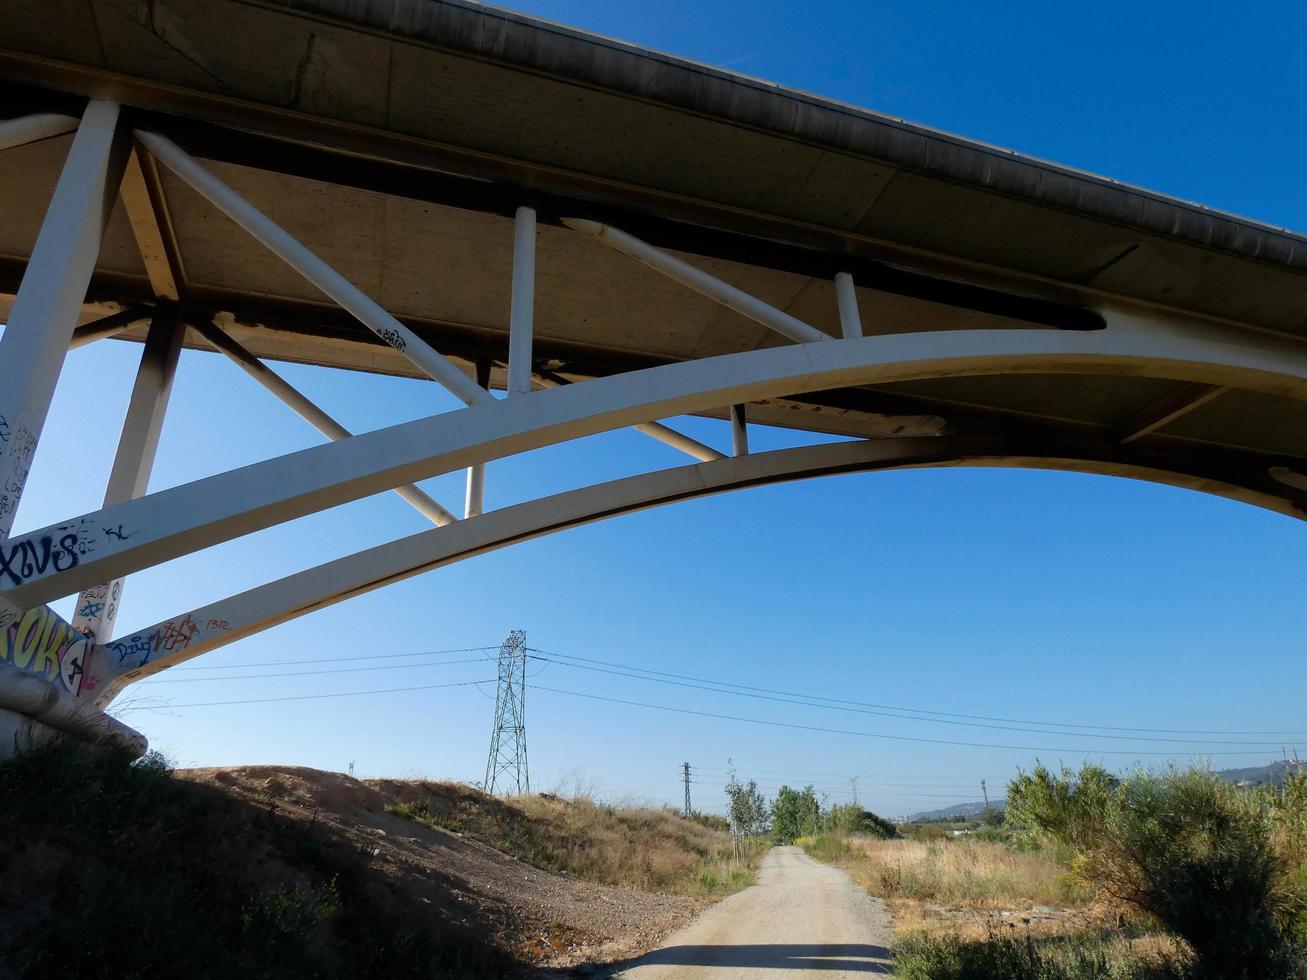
[604,845,894,977]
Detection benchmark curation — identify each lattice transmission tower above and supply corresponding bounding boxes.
[484,630,530,795]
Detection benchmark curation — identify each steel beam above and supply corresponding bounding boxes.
[68,308,153,349]
[118,147,184,301]
[193,319,456,526]
[562,218,830,345]
[507,206,537,397]
[134,129,492,408]
[535,371,725,462]
[0,112,79,152]
[7,310,1307,610]
[464,357,492,518]
[0,101,126,549]
[731,405,750,456]
[95,432,1306,700]
[835,272,863,340]
[1119,382,1229,444]
[71,308,186,642]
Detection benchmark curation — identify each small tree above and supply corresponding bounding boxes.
[979,806,1004,828]
[771,785,821,843]
[724,773,768,839]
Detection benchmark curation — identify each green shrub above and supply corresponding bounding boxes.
[828,802,898,838]
[1008,763,1305,979]
[801,833,853,864]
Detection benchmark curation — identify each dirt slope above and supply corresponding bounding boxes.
[181,765,708,970]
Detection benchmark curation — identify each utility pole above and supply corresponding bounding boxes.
[683,762,692,816]
[484,630,530,795]
[981,779,989,809]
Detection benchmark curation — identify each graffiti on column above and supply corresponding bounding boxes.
[0,516,114,593]
[0,605,91,696]
[106,612,208,674]
[153,614,199,653]
[0,530,84,586]
[0,418,38,535]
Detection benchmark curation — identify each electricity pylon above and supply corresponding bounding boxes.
[484,630,529,795]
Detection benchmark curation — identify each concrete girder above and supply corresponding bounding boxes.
[92,431,1305,704]
[5,307,1307,614]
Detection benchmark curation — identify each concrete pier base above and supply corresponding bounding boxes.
[0,665,148,760]
[0,705,67,757]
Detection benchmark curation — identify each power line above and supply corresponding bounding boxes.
[531,684,1276,757]
[528,647,1307,737]
[143,678,497,709]
[140,657,490,683]
[168,646,499,670]
[528,654,1288,746]
[692,764,980,785]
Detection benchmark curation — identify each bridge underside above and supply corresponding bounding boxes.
[0,0,1305,745]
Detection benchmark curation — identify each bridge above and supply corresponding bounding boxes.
[1,0,1305,755]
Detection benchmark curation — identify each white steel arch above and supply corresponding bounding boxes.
[87,431,1303,706]
[4,308,1307,616]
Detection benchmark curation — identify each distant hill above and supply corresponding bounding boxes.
[908,800,1000,822]
[1217,759,1305,786]
[907,760,1305,822]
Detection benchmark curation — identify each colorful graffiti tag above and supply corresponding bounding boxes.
[0,605,90,696]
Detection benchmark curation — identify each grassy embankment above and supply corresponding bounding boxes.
[387,780,769,895]
[0,745,510,979]
[0,745,764,978]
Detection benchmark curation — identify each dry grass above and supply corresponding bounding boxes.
[803,834,1125,944]
[383,780,766,895]
[845,837,1083,909]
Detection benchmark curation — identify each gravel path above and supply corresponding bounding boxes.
[604,846,894,978]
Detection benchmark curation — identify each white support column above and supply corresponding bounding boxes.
[730,404,750,456]
[193,319,456,526]
[0,113,79,152]
[71,308,186,642]
[134,129,492,408]
[507,206,537,397]
[562,218,830,345]
[0,101,125,547]
[465,357,492,518]
[835,271,863,339]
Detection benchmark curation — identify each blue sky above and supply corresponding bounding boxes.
[10,0,1307,817]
